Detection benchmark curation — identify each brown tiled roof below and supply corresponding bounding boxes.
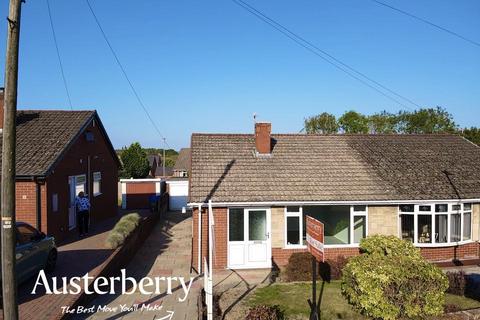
[190,134,480,203]
[0,110,100,177]
[174,148,191,171]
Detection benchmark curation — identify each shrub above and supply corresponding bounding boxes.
[105,231,125,249]
[359,234,421,258]
[245,305,284,320]
[286,252,349,282]
[285,252,314,282]
[446,271,467,296]
[341,235,448,320]
[105,213,141,249]
[444,304,460,314]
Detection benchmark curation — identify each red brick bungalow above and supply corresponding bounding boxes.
[189,122,480,271]
[0,93,120,242]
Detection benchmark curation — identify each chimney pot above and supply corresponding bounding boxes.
[255,122,271,154]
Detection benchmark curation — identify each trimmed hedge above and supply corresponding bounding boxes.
[285,252,349,282]
[341,235,448,320]
[105,213,141,249]
[446,271,467,296]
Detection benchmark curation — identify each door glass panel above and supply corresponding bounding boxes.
[229,208,244,241]
[249,210,266,241]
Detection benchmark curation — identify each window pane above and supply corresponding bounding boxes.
[419,205,431,212]
[417,215,432,243]
[400,215,414,242]
[303,206,350,245]
[229,208,244,241]
[286,216,300,245]
[400,204,414,212]
[353,216,366,243]
[286,206,300,212]
[249,210,266,241]
[353,205,366,212]
[451,214,461,242]
[464,203,472,211]
[435,215,448,243]
[452,205,461,211]
[435,204,448,213]
[463,212,471,241]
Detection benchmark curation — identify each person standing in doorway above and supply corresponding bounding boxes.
[75,191,90,237]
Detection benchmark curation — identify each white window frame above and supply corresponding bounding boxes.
[284,205,368,249]
[284,206,304,248]
[398,203,473,247]
[93,171,102,197]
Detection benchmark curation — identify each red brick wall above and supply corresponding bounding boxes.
[272,247,361,266]
[420,242,479,261]
[46,118,118,242]
[192,207,228,271]
[125,182,156,209]
[15,181,47,232]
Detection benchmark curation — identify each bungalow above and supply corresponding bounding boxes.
[0,89,120,242]
[189,122,480,271]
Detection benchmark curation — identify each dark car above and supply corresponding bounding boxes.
[0,222,57,284]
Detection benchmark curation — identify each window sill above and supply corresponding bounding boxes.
[284,243,361,250]
[94,192,102,197]
[414,240,474,248]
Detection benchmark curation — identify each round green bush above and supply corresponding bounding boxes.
[341,235,448,320]
[105,231,125,249]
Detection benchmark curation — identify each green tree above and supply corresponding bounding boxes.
[304,112,339,134]
[461,127,480,146]
[368,111,398,133]
[120,142,150,178]
[338,110,369,133]
[397,107,457,134]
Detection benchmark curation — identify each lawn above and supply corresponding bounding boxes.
[247,281,480,320]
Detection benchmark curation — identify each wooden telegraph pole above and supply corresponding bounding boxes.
[2,0,23,318]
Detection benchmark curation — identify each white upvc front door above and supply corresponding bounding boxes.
[228,208,271,269]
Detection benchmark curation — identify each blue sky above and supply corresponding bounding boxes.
[0,0,479,149]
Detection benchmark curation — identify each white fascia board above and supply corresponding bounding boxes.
[119,178,163,183]
[188,198,480,208]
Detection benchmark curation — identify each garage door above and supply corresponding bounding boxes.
[168,181,189,211]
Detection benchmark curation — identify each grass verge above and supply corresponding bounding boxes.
[247,281,480,320]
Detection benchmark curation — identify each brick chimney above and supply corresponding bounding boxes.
[255,122,272,154]
[0,87,4,131]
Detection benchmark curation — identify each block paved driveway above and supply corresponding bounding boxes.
[0,209,150,320]
[84,211,200,320]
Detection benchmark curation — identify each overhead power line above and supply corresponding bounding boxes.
[232,0,419,110]
[85,0,170,147]
[370,0,480,48]
[46,0,73,109]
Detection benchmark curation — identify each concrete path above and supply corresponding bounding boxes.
[214,269,273,320]
[85,211,199,320]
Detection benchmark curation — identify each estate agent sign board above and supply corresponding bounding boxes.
[306,216,325,262]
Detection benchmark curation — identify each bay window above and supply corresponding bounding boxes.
[285,205,367,248]
[399,203,473,245]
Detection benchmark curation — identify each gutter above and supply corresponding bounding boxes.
[188,198,480,208]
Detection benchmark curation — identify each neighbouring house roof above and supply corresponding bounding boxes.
[190,134,480,203]
[0,110,119,177]
[174,148,191,172]
[154,166,174,177]
[147,155,160,167]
